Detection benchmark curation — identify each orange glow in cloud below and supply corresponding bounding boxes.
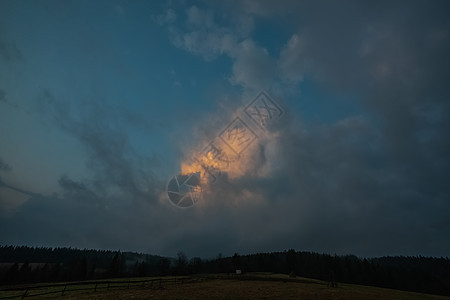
[180,129,264,184]
[179,91,284,187]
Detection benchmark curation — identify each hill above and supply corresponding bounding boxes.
[1,245,449,296]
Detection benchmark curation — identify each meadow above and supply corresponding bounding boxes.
[1,273,448,299]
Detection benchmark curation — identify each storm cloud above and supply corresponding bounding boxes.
[0,0,449,258]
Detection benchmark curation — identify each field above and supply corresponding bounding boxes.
[1,273,449,299]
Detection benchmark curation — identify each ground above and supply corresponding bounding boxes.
[1,273,448,299]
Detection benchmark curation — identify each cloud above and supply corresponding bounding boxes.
[234,0,300,17]
[1,0,449,258]
[169,27,237,60]
[0,157,12,172]
[186,6,213,29]
[229,39,275,90]
[0,87,170,252]
[153,9,177,26]
[35,89,161,204]
[167,6,238,60]
[278,34,309,83]
[158,0,450,256]
[192,109,450,256]
[0,42,23,61]
[166,5,273,92]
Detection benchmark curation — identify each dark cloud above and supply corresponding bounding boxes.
[163,0,450,257]
[0,88,169,252]
[0,158,12,172]
[35,89,162,204]
[275,1,450,256]
[0,42,23,61]
[276,113,450,256]
[0,20,23,62]
[0,182,38,198]
[1,0,449,258]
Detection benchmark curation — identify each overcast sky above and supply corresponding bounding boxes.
[1,0,449,259]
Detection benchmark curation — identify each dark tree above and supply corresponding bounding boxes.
[175,251,188,275]
[189,257,202,274]
[286,249,296,275]
[109,252,124,278]
[232,253,241,271]
[157,258,170,276]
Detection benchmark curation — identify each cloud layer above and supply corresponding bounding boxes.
[0,0,449,258]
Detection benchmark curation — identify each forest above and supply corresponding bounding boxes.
[0,245,449,296]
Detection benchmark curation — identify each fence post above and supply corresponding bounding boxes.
[21,288,28,300]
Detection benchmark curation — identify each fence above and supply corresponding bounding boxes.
[0,277,192,299]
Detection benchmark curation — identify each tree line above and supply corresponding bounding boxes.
[0,246,169,284]
[0,246,449,296]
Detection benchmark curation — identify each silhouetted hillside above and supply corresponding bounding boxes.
[0,245,167,284]
[1,246,449,296]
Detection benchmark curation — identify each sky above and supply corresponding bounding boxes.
[0,0,449,259]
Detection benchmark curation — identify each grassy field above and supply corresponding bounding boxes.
[1,273,449,299]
